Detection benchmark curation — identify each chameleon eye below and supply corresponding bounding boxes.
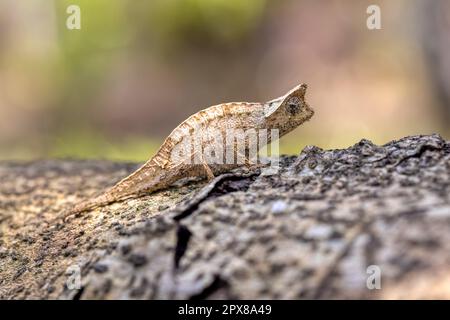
[286,97,301,115]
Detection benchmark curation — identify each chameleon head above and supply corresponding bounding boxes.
[264,84,314,129]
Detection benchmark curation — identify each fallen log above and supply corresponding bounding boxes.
[0,134,449,299]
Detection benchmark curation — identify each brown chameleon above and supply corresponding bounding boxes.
[69,83,314,215]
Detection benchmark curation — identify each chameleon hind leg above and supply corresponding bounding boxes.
[174,150,215,181]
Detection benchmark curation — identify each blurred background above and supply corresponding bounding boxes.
[0,0,449,161]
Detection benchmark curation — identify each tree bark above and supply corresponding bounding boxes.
[0,134,449,299]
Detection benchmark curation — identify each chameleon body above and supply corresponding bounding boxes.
[70,83,314,214]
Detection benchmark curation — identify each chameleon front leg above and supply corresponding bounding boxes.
[236,150,268,172]
[200,156,215,181]
[236,149,256,167]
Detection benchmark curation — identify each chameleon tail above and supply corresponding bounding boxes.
[69,163,165,215]
[70,192,117,214]
[65,153,178,219]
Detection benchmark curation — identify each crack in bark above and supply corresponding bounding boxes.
[173,224,192,270]
[395,144,442,166]
[72,286,85,300]
[188,275,228,300]
[171,170,260,272]
[174,170,260,221]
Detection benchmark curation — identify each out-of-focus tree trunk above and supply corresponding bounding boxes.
[417,0,450,127]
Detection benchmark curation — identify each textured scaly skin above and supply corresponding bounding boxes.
[68,84,314,216]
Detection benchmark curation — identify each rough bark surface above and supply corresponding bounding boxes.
[0,134,449,299]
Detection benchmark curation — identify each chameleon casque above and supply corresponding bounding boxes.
[70,83,314,215]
